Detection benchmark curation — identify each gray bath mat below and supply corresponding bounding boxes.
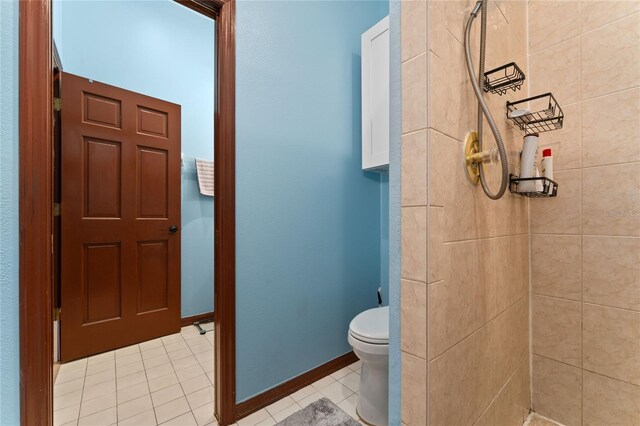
[276,397,360,426]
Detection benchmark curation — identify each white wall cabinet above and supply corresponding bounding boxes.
[361,16,390,171]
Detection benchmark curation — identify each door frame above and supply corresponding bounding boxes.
[18,1,237,424]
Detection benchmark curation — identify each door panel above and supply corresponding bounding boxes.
[84,138,122,218]
[83,243,121,324]
[137,241,169,313]
[138,147,169,218]
[138,106,168,138]
[61,72,181,361]
[83,93,122,129]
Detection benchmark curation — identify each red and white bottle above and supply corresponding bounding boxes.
[541,148,554,194]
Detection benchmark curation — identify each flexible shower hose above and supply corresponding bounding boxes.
[464,0,509,200]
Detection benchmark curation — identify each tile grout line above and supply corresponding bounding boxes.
[138,342,159,426]
[160,333,192,425]
[531,292,640,314]
[77,354,97,424]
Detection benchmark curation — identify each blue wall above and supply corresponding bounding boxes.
[0,1,20,424]
[235,0,389,402]
[53,0,215,318]
[380,173,390,301]
[388,1,402,423]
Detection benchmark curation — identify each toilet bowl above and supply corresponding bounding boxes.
[348,306,389,426]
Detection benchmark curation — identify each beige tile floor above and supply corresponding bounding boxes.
[54,326,363,426]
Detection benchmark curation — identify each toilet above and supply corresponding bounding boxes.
[348,306,389,426]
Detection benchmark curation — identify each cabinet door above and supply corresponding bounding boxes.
[362,16,390,171]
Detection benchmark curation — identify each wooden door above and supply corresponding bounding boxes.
[60,72,181,361]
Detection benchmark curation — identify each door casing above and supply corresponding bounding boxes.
[18,1,237,424]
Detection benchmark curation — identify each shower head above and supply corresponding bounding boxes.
[470,0,482,17]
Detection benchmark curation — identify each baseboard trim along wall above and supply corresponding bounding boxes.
[180,311,216,327]
[234,351,358,421]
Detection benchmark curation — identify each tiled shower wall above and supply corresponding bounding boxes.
[400,1,531,425]
[528,2,640,425]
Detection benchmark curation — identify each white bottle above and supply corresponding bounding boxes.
[535,167,544,192]
[519,133,539,192]
[541,148,554,194]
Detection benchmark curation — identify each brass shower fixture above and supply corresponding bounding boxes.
[464,132,481,184]
[465,131,497,185]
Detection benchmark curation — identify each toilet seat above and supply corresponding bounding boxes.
[348,306,389,345]
[348,332,389,356]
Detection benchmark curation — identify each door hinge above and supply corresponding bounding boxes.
[53,97,62,112]
[54,307,61,321]
[53,202,61,217]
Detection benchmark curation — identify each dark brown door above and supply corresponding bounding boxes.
[60,72,181,361]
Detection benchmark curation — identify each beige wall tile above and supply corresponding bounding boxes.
[583,371,640,426]
[401,351,427,425]
[429,238,497,359]
[428,130,495,241]
[496,0,526,26]
[429,335,475,426]
[531,170,581,234]
[474,400,495,426]
[526,3,640,426]
[494,193,528,237]
[476,301,530,425]
[428,11,470,67]
[532,354,582,426]
[484,2,510,70]
[428,49,475,142]
[489,298,528,394]
[401,0,427,62]
[428,0,476,56]
[530,37,581,106]
[402,130,428,206]
[531,235,581,301]
[402,53,428,134]
[583,303,640,385]
[495,235,526,314]
[476,238,498,325]
[401,279,427,358]
[427,129,456,208]
[494,359,531,426]
[428,243,476,359]
[532,295,582,367]
[401,206,427,282]
[582,88,640,167]
[539,102,581,171]
[493,307,514,392]
[473,322,499,420]
[402,352,427,426]
[509,297,531,375]
[528,1,581,53]
[517,356,532,423]
[582,13,640,99]
[582,0,640,32]
[583,236,640,311]
[505,1,527,60]
[582,163,640,237]
[427,206,445,283]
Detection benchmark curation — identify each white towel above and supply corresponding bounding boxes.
[195,159,214,197]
